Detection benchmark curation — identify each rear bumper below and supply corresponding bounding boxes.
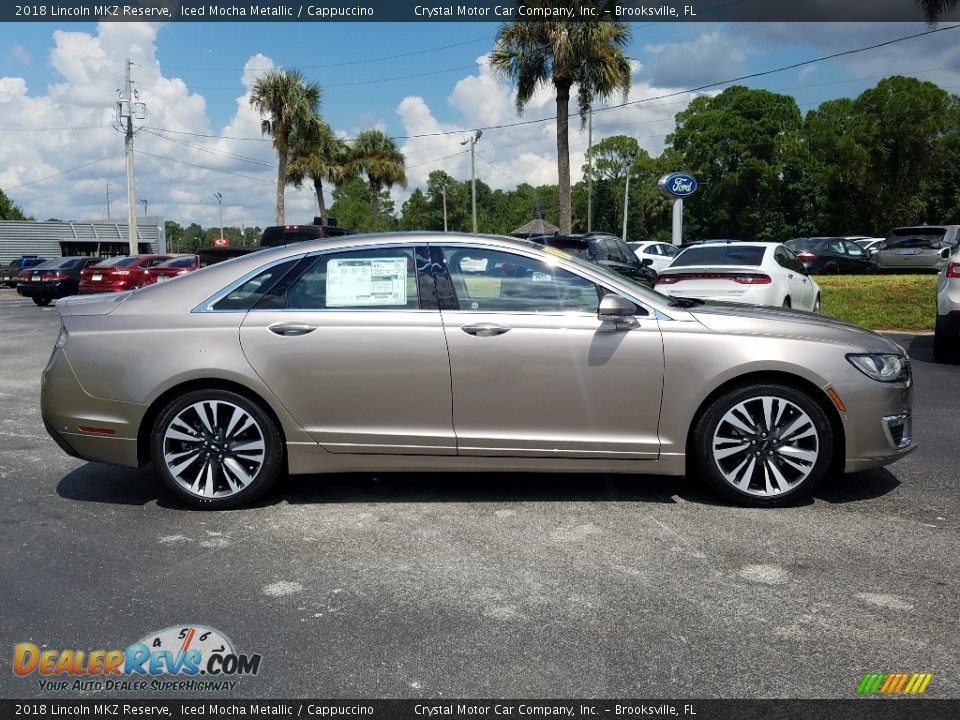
[17,281,73,299]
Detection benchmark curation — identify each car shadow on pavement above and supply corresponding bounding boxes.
[55,464,902,510]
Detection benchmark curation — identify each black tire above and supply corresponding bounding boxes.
[934,322,958,363]
[782,297,792,309]
[150,389,284,510]
[692,383,833,507]
[823,263,840,275]
[813,295,822,314]
[32,297,51,306]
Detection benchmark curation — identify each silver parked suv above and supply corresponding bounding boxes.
[935,245,960,361]
[875,225,960,273]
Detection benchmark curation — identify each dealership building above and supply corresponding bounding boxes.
[0,218,166,265]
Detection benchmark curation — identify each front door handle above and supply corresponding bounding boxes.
[461,323,511,337]
[268,322,317,336]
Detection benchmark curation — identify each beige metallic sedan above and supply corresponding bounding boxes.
[41,233,916,509]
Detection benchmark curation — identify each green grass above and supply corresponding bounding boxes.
[816,274,937,332]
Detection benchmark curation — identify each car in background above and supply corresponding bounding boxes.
[16,257,101,305]
[655,241,821,311]
[142,255,201,285]
[934,245,960,361]
[79,255,172,294]
[852,238,885,256]
[1,255,48,287]
[43,232,916,510]
[627,241,681,273]
[530,233,657,286]
[874,225,960,273]
[260,221,353,248]
[784,237,875,275]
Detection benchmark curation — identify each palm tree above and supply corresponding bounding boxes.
[916,0,956,20]
[350,129,407,231]
[491,2,632,234]
[287,120,351,225]
[249,69,321,224]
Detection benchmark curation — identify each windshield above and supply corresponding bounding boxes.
[94,256,141,268]
[672,245,766,267]
[883,228,948,249]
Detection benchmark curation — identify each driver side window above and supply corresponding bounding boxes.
[440,246,601,314]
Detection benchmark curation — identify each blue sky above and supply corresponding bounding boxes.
[1,20,958,229]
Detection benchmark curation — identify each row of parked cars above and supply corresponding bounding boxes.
[13,254,199,305]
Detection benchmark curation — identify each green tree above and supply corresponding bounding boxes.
[164,220,184,253]
[329,176,396,233]
[668,86,803,239]
[349,129,407,232]
[491,2,631,235]
[0,188,29,221]
[249,69,322,225]
[287,120,352,225]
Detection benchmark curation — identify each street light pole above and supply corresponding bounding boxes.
[461,129,482,233]
[214,192,224,241]
[139,198,148,217]
[622,150,637,242]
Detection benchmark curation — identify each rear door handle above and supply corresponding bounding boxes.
[461,323,511,337]
[268,322,317,336]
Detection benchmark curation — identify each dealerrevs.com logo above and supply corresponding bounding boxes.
[13,625,262,692]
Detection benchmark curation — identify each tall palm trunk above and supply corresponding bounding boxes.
[370,182,380,231]
[313,175,327,224]
[276,133,288,225]
[555,80,572,234]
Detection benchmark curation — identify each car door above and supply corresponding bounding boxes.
[237,246,456,455]
[433,243,664,459]
[841,240,872,274]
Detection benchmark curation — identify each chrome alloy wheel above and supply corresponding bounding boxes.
[710,395,819,497]
[162,400,266,499]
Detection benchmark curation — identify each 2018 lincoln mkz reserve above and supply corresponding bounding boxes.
[41,233,916,509]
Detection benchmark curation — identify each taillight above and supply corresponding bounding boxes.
[732,274,772,284]
[18,272,29,282]
[656,272,771,285]
[947,262,960,279]
[796,251,817,262]
[42,272,68,281]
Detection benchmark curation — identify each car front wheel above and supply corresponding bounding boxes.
[150,389,284,509]
[32,297,51,306]
[693,383,833,507]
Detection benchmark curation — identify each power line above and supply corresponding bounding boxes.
[136,150,275,184]
[476,151,523,186]
[5,153,124,191]
[142,128,276,167]
[159,35,493,72]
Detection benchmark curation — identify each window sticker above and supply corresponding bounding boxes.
[327,257,408,307]
[531,272,552,282]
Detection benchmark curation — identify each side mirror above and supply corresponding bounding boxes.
[598,294,640,317]
[941,247,951,260]
[640,258,654,267]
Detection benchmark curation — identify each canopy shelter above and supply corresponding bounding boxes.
[510,219,560,238]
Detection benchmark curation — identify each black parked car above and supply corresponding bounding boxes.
[530,233,658,286]
[16,256,101,305]
[784,237,875,275]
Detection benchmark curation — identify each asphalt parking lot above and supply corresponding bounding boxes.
[0,288,958,700]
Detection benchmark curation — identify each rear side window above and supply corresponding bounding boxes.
[672,246,766,267]
[211,259,302,311]
[162,256,197,268]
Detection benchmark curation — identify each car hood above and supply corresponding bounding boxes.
[55,291,133,316]
[687,302,903,354]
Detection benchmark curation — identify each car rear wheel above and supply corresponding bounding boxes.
[693,383,833,507]
[32,297,51,306]
[813,295,821,313]
[782,297,792,309]
[150,389,284,509]
[934,321,958,363]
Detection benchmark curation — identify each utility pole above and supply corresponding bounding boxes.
[441,183,448,232]
[123,58,138,255]
[586,107,593,233]
[622,150,638,243]
[461,129,482,233]
[214,192,224,241]
[106,183,111,220]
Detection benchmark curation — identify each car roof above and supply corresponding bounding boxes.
[679,241,771,249]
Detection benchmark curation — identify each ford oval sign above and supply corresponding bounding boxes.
[658,173,698,199]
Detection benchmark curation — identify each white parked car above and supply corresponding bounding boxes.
[654,241,821,312]
[628,241,681,273]
[935,245,960,361]
[852,238,885,255]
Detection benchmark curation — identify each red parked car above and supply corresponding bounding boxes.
[141,255,200,285]
[79,255,172,294]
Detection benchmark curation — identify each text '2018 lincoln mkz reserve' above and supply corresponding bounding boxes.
[41,233,916,509]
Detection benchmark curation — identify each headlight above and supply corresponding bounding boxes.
[846,353,910,383]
